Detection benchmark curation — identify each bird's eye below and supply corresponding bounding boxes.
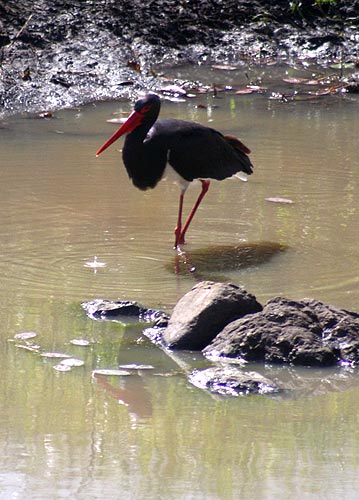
[140,105,152,114]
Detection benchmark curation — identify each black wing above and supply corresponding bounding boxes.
[150,119,253,182]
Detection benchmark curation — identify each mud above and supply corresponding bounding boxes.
[0,0,358,115]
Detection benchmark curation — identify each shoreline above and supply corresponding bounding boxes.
[1,0,358,116]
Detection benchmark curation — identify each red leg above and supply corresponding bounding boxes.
[174,190,185,248]
[178,180,210,246]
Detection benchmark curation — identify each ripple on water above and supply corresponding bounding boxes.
[1,91,358,312]
[0,209,183,303]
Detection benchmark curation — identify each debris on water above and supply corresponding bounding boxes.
[53,364,72,372]
[265,197,294,204]
[159,84,187,96]
[312,88,332,96]
[25,111,54,119]
[15,343,41,352]
[163,96,187,103]
[195,103,219,110]
[14,331,37,340]
[11,333,41,352]
[60,358,85,367]
[53,358,84,371]
[41,352,72,359]
[92,369,132,377]
[236,85,266,95]
[70,339,91,346]
[235,88,256,95]
[211,64,237,71]
[269,92,292,101]
[282,77,308,84]
[118,364,155,370]
[248,85,267,92]
[106,117,126,124]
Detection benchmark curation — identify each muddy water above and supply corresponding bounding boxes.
[0,64,358,499]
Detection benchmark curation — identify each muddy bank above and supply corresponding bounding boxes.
[1,0,358,115]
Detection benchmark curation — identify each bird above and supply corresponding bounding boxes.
[96,93,254,248]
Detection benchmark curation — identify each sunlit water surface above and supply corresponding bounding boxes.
[0,64,358,499]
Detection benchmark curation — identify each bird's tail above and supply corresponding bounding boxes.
[224,135,251,155]
[224,134,254,175]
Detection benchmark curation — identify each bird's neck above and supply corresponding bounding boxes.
[128,123,152,143]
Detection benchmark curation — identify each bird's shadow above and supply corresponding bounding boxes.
[167,241,288,280]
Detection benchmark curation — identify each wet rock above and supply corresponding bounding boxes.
[301,298,359,365]
[189,366,280,397]
[204,296,359,367]
[162,281,263,350]
[82,299,168,323]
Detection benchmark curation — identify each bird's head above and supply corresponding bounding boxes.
[96,94,161,156]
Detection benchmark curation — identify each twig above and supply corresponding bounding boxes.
[14,13,34,40]
[3,13,34,54]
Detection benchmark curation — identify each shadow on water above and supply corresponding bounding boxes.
[167,241,288,279]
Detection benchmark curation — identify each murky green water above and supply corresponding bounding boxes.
[0,64,358,499]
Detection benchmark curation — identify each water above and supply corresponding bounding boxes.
[0,64,358,499]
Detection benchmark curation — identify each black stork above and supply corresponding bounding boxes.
[96,93,254,248]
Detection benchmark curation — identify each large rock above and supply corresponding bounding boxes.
[204,297,359,366]
[162,281,263,350]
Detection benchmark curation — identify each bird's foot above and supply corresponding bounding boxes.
[173,240,185,250]
[174,226,185,249]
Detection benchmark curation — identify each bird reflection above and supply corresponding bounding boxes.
[93,372,152,420]
[171,241,287,277]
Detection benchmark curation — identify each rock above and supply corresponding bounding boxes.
[204,296,359,367]
[162,281,263,350]
[188,366,280,397]
[82,299,168,323]
[301,298,359,365]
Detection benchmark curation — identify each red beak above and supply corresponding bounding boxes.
[96,109,143,156]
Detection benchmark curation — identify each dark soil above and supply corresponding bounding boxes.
[1,0,358,115]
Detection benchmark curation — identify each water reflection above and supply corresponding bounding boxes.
[171,241,287,278]
[93,373,153,420]
[0,65,358,499]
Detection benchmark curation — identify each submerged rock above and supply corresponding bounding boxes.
[204,296,359,367]
[82,299,168,323]
[162,281,263,350]
[189,366,280,397]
